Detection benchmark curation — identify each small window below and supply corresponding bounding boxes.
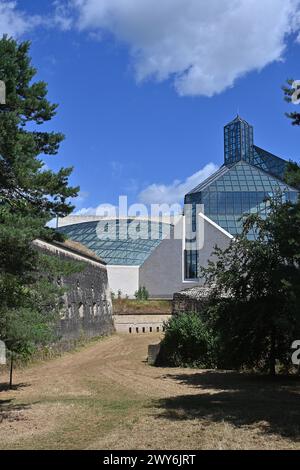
[142,327,145,333]
[136,327,139,334]
[156,326,160,333]
[129,327,132,334]
[149,327,152,333]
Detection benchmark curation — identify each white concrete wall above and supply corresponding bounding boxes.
[114,314,171,334]
[107,265,139,299]
[139,215,232,299]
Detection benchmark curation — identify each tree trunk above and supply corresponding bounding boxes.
[269,330,276,377]
[9,354,13,389]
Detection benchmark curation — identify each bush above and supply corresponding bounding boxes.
[134,286,149,301]
[156,312,217,368]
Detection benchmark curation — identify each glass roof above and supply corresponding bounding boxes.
[224,115,254,166]
[252,146,287,180]
[185,160,298,237]
[184,116,299,278]
[187,160,296,195]
[57,219,172,266]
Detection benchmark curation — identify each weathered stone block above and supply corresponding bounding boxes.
[148,343,161,365]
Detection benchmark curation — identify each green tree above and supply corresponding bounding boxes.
[0,36,80,385]
[282,79,300,190]
[134,286,149,301]
[201,198,300,375]
[157,312,216,368]
[0,36,78,216]
[284,161,300,191]
[0,215,81,386]
[283,79,300,126]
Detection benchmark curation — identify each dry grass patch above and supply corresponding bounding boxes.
[1,334,300,450]
[113,299,172,315]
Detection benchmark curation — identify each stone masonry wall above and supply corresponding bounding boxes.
[172,286,212,315]
[34,240,115,340]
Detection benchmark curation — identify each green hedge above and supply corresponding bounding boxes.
[156,312,217,368]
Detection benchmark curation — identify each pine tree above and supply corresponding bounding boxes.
[283,79,300,126]
[0,36,78,216]
[0,36,80,385]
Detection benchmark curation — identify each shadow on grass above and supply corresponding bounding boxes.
[0,382,30,392]
[155,371,300,440]
[0,398,31,423]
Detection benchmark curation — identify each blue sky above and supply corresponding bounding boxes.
[1,0,300,213]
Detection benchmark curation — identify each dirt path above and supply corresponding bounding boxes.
[1,334,300,450]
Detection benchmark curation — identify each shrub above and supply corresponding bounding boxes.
[134,286,149,301]
[156,312,217,368]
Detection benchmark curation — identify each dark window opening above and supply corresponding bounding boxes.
[185,250,198,280]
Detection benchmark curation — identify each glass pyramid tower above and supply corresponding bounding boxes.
[184,116,298,279]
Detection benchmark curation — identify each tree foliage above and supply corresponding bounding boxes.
[134,286,149,301]
[0,36,80,362]
[283,79,300,126]
[201,198,300,375]
[0,36,78,217]
[157,313,217,368]
[284,161,300,191]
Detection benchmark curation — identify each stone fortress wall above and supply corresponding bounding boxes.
[33,239,115,340]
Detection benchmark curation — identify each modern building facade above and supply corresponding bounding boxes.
[184,116,298,279]
[57,215,232,298]
[57,116,298,297]
[58,218,177,298]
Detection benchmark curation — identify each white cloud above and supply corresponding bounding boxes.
[68,163,217,215]
[57,0,300,97]
[47,218,57,228]
[53,0,73,31]
[138,163,218,205]
[74,203,117,217]
[76,190,89,203]
[0,1,41,37]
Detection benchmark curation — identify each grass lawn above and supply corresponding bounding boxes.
[1,334,300,450]
[113,299,172,315]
